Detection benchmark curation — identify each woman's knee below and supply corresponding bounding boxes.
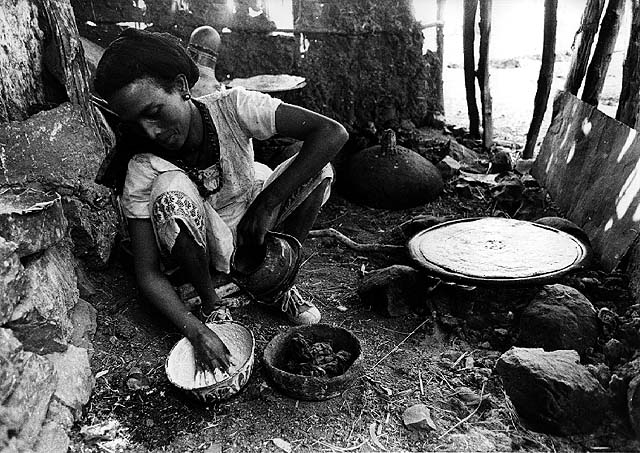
[150,175,207,255]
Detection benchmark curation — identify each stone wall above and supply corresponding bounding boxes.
[1,0,117,450]
[71,0,443,133]
[0,205,96,452]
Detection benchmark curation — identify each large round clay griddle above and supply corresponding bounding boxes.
[408,217,590,286]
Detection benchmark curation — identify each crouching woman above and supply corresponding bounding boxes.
[94,28,348,374]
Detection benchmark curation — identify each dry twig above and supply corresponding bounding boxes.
[308,228,404,254]
[438,381,487,439]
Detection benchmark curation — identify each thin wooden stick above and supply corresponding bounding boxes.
[308,228,404,254]
[368,318,430,371]
[438,382,487,439]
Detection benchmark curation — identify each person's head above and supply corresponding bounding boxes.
[94,28,200,151]
[188,26,221,69]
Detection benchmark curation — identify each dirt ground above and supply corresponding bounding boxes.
[72,190,640,452]
[70,57,640,452]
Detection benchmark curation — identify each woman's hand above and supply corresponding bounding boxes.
[190,325,232,374]
[236,194,279,247]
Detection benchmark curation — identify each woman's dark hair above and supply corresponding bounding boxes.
[94,28,199,99]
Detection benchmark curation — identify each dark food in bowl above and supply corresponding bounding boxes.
[263,324,362,400]
[285,333,352,377]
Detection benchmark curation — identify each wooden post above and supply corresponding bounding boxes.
[616,0,640,128]
[523,0,557,159]
[565,0,605,95]
[463,0,480,138]
[436,0,446,113]
[477,0,493,150]
[582,0,626,106]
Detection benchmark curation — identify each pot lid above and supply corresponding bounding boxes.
[408,217,590,286]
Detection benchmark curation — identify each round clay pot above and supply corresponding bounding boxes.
[263,324,362,401]
[231,231,302,302]
[341,129,444,209]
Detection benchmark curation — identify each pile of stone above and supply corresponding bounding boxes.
[0,102,118,451]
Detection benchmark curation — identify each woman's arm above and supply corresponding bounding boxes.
[128,218,231,373]
[237,103,348,245]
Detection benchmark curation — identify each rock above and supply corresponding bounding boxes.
[0,102,118,270]
[0,189,68,258]
[586,363,612,388]
[452,386,483,406]
[0,329,25,405]
[75,265,97,299]
[495,347,607,434]
[627,374,640,437]
[0,352,57,447]
[0,238,25,325]
[8,317,68,355]
[62,197,117,269]
[598,307,620,338]
[45,398,74,430]
[437,155,461,179]
[518,284,599,356]
[446,140,487,173]
[604,338,627,366]
[515,158,535,174]
[0,103,105,193]
[357,265,431,317]
[33,421,69,453]
[446,140,480,165]
[489,148,513,173]
[69,299,97,351]
[402,404,436,430]
[533,217,591,246]
[125,366,150,391]
[45,345,94,416]
[11,241,79,337]
[443,428,500,452]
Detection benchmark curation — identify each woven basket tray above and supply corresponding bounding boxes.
[408,217,590,286]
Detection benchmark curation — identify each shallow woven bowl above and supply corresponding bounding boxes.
[263,324,362,401]
[165,322,255,403]
[231,231,302,301]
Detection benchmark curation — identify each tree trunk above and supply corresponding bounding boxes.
[436,0,446,114]
[37,0,96,126]
[582,0,626,106]
[523,0,557,159]
[565,0,605,95]
[616,0,640,128]
[463,0,480,138]
[477,0,493,150]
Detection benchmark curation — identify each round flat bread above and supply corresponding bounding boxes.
[408,217,588,284]
[225,74,306,92]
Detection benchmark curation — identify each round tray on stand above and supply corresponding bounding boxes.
[408,217,590,287]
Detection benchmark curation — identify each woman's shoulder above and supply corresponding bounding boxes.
[196,86,279,108]
[128,153,181,174]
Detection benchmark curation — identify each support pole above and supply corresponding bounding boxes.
[582,0,626,106]
[477,0,493,150]
[616,0,640,128]
[565,0,606,95]
[523,0,558,159]
[463,0,480,138]
[436,0,446,114]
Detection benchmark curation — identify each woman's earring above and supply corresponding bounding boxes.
[183,93,191,101]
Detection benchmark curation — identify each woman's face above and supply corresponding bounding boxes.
[107,77,192,152]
